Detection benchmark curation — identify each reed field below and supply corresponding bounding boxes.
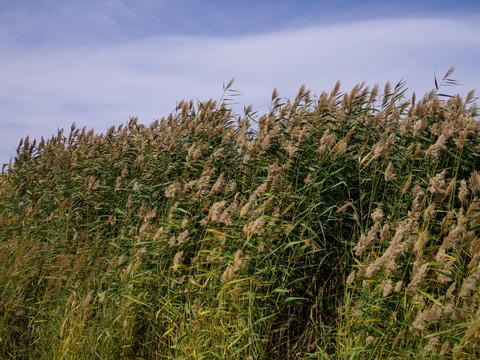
[0,69,479,359]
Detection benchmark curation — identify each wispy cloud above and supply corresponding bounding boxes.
[1,14,479,164]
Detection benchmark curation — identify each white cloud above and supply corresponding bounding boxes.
[1,16,479,164]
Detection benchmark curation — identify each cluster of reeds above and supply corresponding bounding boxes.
[0,70,478,359]
[338,78,480,359]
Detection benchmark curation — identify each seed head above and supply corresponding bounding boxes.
[400,176,412,197]
[429,170,447,196]
[346,270,356,285]
[210,201,227,223]
[382,278,394,297]
[413,118,427,137]
[403,143,415,160]
[240,202,254,219]
[267,162,283,186]
[221,249,245,282]
[225,181,237,193]
[371,205,384,223]
[177,230,188,245]
[458,179,468,204]
[98,291,106,304]
[115,176,122,191]
[406,263,428,294]
[165,180,182,198]
[446,282,456,299]
[305,173,314,184]
[385,162,396,182]
[249,182,268,202]
[372,139,385,159]
[245,217,265,236]
[154,227,165,241]
[319,129,336,152]
[172,251,184,270]
[354,222,379,256]
[365,336,375,345]
[210,173,225,194]
[469,170,480,193]
[412,182,424,199]
[81,290,95,309]
[426,134,446,160]
[425,336,439,352]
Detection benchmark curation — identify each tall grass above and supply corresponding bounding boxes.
[0,70,479,359]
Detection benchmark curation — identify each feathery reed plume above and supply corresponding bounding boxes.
[177,230,188,245]
[413,118,427,137]
[165,180,182,198]
[240,202,255,219]
[429,170,447,200]
[458,179,469,204]
[400,176,412,197]
[210,201,227,223]
[372,136,386,159]
[405,263,428,294]
[365,221,408,278]
[249,182,268,202]
[172,252,184,271]
[403,143,415,161]
[304,173,314,184]
[354,222,379,256]
[426,135,446,160]
[210,172,225,194]
[346,270,356,285]
[318,129,336,153]
[371,205,384,223]
[244,217,265,236]
[80,290,95,310]
[267,162,283,187]
[384,162,397,182]
[221,249,245,283]
[469,171,480,193]
[153,227,165,241]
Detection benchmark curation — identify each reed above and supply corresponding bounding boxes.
[0,69,479,359]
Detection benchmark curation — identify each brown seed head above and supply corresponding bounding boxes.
[469,171,480,193]
[210,201,227,223]
[429,170,447,196]
[245,217,265,236]
[172,251,184,270]
[385,162,397,182]
[381,278,393,297]
[458,179,469,204]
[371,205,384,223]
[426,134,446,160]
[165,180,182,198]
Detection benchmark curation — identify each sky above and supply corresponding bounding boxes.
[1,0,479,166]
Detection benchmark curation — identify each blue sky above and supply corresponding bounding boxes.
[1,0,479,165]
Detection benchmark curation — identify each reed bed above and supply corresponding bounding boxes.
[0,70,479,359]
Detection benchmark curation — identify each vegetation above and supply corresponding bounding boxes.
[1,69,479,359]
